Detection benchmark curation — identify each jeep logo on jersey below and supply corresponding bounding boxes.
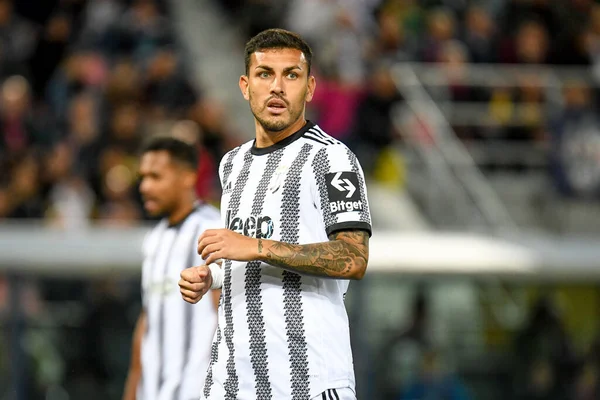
[225,209,274,239]
[325,171,362,214]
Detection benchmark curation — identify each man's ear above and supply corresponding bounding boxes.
[184,169,197,189]
[306,75,316,103]
[239,75,249,100]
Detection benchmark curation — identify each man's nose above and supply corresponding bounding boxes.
[139,179,150,195]
[270,75,285,95]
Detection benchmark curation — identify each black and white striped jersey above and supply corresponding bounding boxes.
[203,121,372,400]
[140,203,221,400]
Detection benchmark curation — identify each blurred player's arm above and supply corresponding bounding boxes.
[258,229,369,279]
[122,311,146,400]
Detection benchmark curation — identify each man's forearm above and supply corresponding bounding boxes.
[123,312,145,400]
[256,230,369,279]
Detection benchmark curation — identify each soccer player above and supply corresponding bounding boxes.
[178,29,371,400]
[123,136,221,400]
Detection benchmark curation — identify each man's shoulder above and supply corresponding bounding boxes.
[299,128,360,168]
[221,141,253,164]
[301,124,346,150]
[194,202,221,223]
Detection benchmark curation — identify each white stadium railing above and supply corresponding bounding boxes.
[1,223,599,281]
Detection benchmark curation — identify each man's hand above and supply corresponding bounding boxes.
[197,229,258,265]
[179,265,212,304]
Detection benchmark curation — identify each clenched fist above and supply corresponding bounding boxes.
[179,265,212,304]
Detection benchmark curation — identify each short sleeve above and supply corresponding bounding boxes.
[311,144,372,237]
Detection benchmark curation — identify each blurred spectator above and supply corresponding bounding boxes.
[349,63,402,176]
[78,0,124,52]
[0,75,54,157]
[66,279,136,399]
[374,287,432,400]
[96,146,141,223]
[516,359,564,400]
[420,7,456,63]
[188,99,238,169]
[512,296,578,399]
[0,0,37,73]
[369,9,415,64]
[462,5,497,63]
[437,40,474,102]
[7,153,45,219]
[47,49,108,123]
[63,92,103,183]
[238,0,288,38]
[43,142,95,229]
[501,19,550,64]
[105,58,142,107]
[106,102,143,155]
[308,70,364,142]
[377,0,426,46]
[0,184,11,218]
[500,0,560,43]
[112,0,172,60]
[142,47,198,120]
[29,12,72,100]
[399,348,471,400]
[550,82,600,198]
[571,362,599,400]
[287,0,378,84]
[507,74,547,143]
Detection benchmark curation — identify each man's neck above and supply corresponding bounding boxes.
[254,117,306,148]
[168,198,197,227]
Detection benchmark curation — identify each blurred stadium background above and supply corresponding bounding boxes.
[2,0,600,399]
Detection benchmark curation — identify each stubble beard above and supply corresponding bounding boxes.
[255,115,288,132]
[252,105,291,133]
[250,91,305,133]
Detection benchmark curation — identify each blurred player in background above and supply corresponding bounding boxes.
[123,136,221,400]
[179,29,371,400]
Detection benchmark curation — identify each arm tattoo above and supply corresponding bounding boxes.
[258,238,263,254]
[260,230,369,278]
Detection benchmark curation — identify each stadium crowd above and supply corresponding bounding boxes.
[0,0,238,226]
[1,0,600,224]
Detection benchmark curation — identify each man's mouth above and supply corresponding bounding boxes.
[266,99,287,114]
[144,198,158,209]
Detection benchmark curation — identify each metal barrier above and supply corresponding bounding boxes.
[390,62,600,231]
[391,63,519,233]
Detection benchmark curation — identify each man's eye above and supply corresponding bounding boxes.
[259,72,270,78]
[287,72,298,79]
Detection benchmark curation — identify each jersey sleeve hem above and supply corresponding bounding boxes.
[326,221,372,237]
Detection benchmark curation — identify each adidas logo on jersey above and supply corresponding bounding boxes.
[223,180,233,194]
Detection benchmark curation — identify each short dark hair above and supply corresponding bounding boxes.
[140,136,198,170]
[244,28,313,75]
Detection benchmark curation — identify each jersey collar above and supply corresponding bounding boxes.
[250,120,315,156]
[167,200,202,228]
